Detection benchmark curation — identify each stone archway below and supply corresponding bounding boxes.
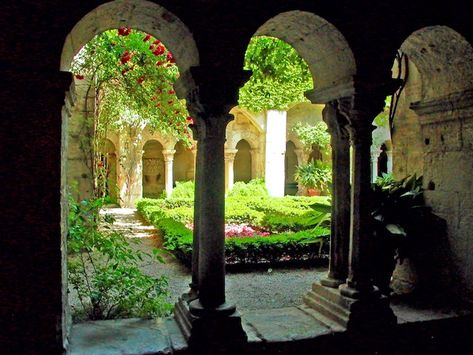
[253,10,356,102]
[390,26,473,298]
[58,1,200,344]
[234,139,252,183]
[142,140,165,198]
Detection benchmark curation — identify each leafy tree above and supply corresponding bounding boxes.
[239,36,313,112]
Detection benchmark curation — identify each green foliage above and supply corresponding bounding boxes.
[67,196,172,321]
[239,36,313,111]
[171,180,195,199]
[227,178,269,198]
[71,28,192,143]
[292,121,331,152]
[294,161,332,192]
[137,195,331,267]
[370,173,430,293]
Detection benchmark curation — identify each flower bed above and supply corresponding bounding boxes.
[136,195,330,268]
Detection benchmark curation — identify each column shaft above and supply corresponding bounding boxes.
[197,134,226,308]
[321,103,350,288]
[163,149,176,198]
[341,121,377,298]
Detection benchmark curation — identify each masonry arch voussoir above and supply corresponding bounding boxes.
[60,0,199,96]
[400,25,473,101]
[253,10,356,102]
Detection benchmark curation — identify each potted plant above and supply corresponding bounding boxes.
[294,161,332,196]
[370,173,432,295]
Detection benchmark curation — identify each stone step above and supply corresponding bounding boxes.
[311,283,354,309]
[305,290,350,319]
[303,292,349,327]
[296,305,346,333]
[174,300,192,340]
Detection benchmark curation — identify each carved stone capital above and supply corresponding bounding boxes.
[162,149,176,162]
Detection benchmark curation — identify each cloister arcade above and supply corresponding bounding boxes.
[2,0,473,353]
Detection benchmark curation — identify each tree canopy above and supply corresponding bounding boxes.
[71,28,192,143]
[238,36,313,112]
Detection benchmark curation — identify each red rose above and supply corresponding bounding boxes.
[153,40,161,45]
[143,34,151,42]
[120,50,132,64]
[166,52,175,63]
[168,89,175,95]
[168,100,173,105]
[186,117,194,124]
[137,76,145,84]
[156,61,164,66]
[75,74,84,80]
[153,45,165,56]
[118,27,132,36]
[156,102,161,107]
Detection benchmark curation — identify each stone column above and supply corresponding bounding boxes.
[386,149,393,173]
[224,149,238,192]
[162,149,176,198]
[265,110,287,197]
[339,109,378,299]
[189,115,234,314]
[371,146,381,182]
[320,101,351,288]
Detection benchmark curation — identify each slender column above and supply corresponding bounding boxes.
[340,110,378,299]
[371,146,381,182]
[386,150,393,173]
[162,149,176,198]
[225,149,238,192]
[190,115,234,315]
[190,138,203,295]
[320,101,351,288]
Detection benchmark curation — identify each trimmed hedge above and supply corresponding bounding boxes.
[137,196,330,268]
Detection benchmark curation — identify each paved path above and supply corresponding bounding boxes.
[100,208,327,311]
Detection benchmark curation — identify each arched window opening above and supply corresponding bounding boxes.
[234,139,252,183]
[142,140,165,198]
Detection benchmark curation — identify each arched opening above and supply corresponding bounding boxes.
[284,140,298,195]
[173,141,194,184]
[234,139,252,183]
[142,140,165,198]
[59,0,200,339]
[389,26,473,298]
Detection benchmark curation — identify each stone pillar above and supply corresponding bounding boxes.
[386,150,393,173]
[265,109,287,197]
[225,149,238,192]
[340,109,379,299]
[371,146,381,182]
[190,116,232,313]
[320,101,351,288]
[162,149,176,198]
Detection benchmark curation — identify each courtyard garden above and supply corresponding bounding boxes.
[136,179,331,269]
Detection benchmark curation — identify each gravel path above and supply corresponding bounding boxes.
[72,208,327,312]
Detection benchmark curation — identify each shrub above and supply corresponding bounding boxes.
[67,196,172,321]
[171,180,195,199]
[227,178,269,198]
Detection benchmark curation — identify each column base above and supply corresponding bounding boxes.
[303,283,396,332]
[339,283,380,300]
[320,276,345,288]
[175,299,247,354]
